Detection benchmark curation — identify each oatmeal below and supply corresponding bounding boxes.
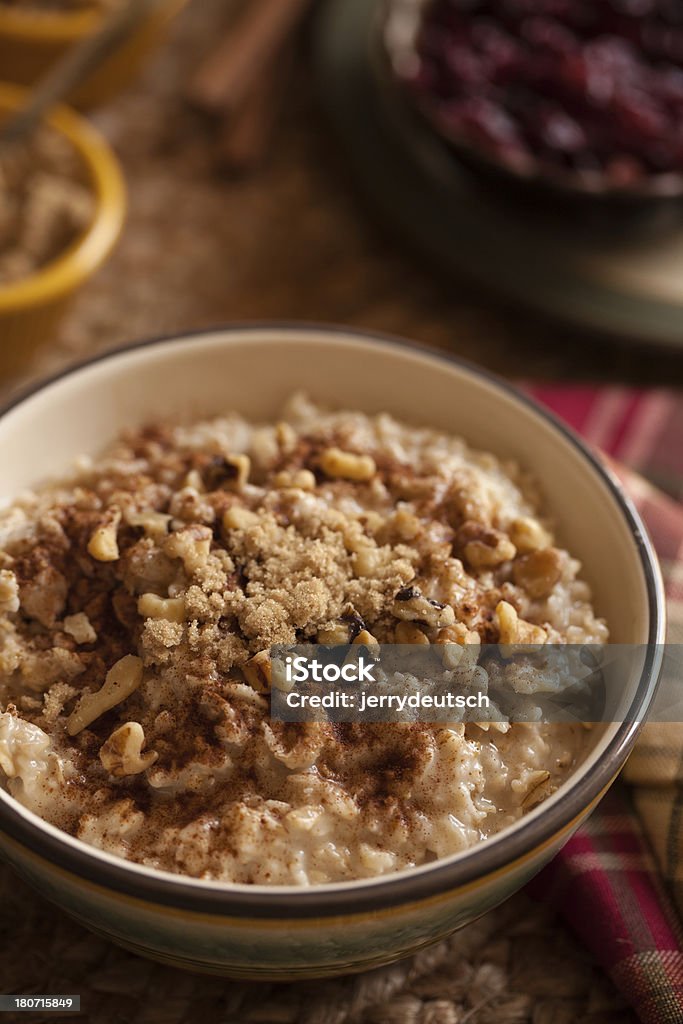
[0,396,607,884]
[0,126,94,286]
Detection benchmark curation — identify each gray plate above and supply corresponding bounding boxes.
[315,0,683,348]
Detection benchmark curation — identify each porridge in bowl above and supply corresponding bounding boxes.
[0,396,607,885]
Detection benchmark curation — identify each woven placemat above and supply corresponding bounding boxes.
[1,867,631,1024]
[0,2,638,1021]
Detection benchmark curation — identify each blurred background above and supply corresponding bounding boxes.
[2,0,683,391]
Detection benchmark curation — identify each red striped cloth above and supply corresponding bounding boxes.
[526,385,683,1024]
[527,385,683,503]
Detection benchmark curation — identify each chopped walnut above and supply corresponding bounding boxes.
[495,600,546,648]
[222,506,259,531]
[99,722,158,778]
[318,622,350,644]
[67,655,144,736]
[513,548,563,599]
[454,521,516,568]
[391,507,420,541]
[273,469,316,491]
[137,593,186,624]
[125,509,172,541]
[509,516,552,554]
[320,447,376,482]
[243,650,272,692]
[87,509,121,563]
[353,545,383,578]
[353,629,379,646]
[201,453,251,492]
[395,621,429,644]
[165,524,212,574]
[436,623,480,646]
[182,469,204,492]
[435,624,480,668]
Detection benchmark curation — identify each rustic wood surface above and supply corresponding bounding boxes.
[22,0,683,389]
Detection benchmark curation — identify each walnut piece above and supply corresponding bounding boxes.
[137,593,186,623]
[495,600,546,649]
[243,650,272,692]
[202,453,251,491]
[223,454,251,491]
[435,624,480,668]
[87,510,121,562]
[67,655,144,736]
[222,506,259,530]
[320,447,376,482]
[513,548,563,599]
[165,524,212,574]
[509,516,552,554]
[125,509,172,541]
[99,722,158,777]
[273,469,316,491]
[318,622,350,644]
[353,629,379,646]
[395,621,429,644]
[454,521,516,568]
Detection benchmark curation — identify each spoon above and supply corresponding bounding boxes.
[0,0,167,152]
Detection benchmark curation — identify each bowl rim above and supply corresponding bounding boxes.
[0,0,185,42]
[0,5,98,41]
[0,322,666,918]
[0,83,126,312]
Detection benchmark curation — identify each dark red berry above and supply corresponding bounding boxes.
[407,0,683,181]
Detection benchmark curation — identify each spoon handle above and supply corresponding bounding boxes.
[0,0,165,150]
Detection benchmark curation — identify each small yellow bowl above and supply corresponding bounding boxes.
[0,0,187,109]
[0,83,126,379]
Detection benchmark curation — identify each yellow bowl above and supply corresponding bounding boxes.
[0,83,126,379]
[0,0,187,109]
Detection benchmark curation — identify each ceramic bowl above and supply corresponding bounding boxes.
[381,0,683,224]
[0,84,125,380]
[0,0,187,110]
[0,325,665,979]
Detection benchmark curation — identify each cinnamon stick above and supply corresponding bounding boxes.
[216,48,292,174]
[188,0,311,116]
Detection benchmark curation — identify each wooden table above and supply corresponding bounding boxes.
[26,0,682,393]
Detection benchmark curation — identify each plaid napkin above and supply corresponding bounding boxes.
[526,385,683,1024]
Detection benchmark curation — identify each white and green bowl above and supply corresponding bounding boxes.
[0,325,665,979]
